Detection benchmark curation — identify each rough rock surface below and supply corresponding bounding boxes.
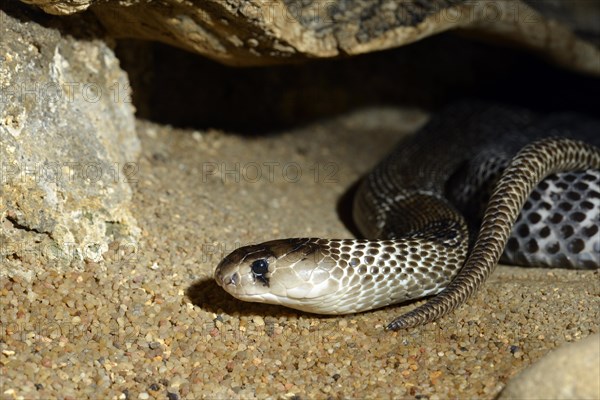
[1,5,140,274]
[500,334,600,399]
[20,0,600,73]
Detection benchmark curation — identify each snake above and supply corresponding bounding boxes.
[214,102,600,330]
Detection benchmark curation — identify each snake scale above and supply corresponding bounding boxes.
[215,103,600,330]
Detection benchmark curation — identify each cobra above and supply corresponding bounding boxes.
[214,103,600,330]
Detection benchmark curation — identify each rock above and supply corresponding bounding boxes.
[20,0,92,15]
[500,334,600,400]
[1,3,140,274]
[19,0,600,73]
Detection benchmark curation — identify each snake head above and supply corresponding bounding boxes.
[214,238,341,312]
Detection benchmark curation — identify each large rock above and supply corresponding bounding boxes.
[500,334,600,399]
[19,0,600,73]
[1,4,140,275]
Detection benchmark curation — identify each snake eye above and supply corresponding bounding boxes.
[250,259,269,275]
[250,259,270,287]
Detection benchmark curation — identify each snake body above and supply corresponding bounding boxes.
[214,103,600,329]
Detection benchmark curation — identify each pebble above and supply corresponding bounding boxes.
[500,334,600,399]
[148,342,161,350]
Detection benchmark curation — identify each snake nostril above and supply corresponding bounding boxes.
[229,272,239,286]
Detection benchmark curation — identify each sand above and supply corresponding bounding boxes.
[2,107,598,399]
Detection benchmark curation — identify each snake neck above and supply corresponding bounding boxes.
[302,233,470,314]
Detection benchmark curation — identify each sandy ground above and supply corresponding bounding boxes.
[2,107,599,399]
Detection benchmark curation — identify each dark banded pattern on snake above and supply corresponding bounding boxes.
[214,103,600,330]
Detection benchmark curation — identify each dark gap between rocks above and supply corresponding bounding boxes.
[116,34,600,134]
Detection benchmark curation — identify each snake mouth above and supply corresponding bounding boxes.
[214,264,240,288]
[215,271,239,287]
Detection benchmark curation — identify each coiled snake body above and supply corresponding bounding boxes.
[215,103,600,330]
